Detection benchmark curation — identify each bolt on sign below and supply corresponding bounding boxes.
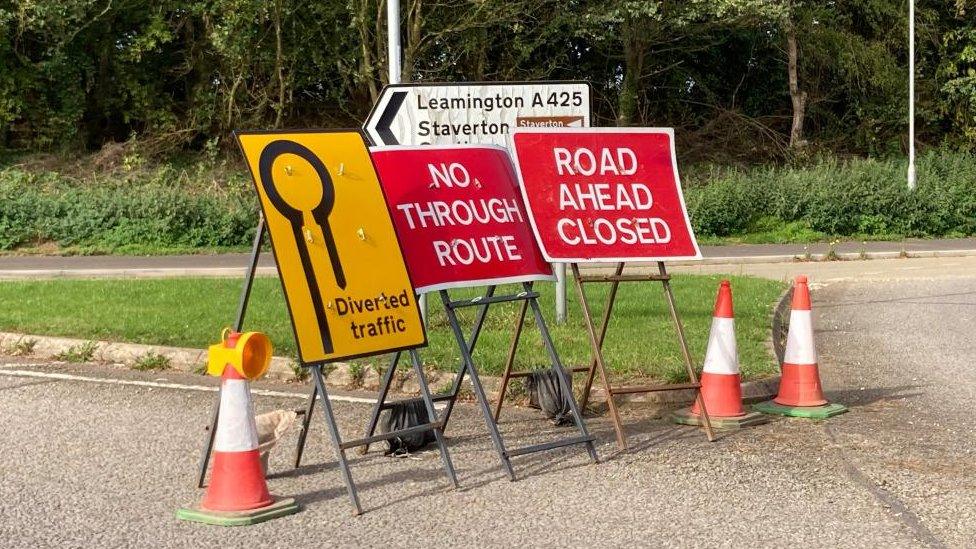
[510,128,702,262]
[364,82,591,147]
[235,130,426,363]
[370,145,553,292]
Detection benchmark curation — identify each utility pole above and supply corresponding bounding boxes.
[387,0,401,86]
[908,0,916,190]
[386,0,427,323]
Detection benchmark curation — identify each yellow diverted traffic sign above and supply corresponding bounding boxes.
[236,130,426,363]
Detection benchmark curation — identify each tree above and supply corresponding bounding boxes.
[783,3,806,148]
[572,1,782,126]
[937,0,976,144]
[0,0,971,156]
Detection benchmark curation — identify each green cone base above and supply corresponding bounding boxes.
[176,497,299,526]
[671,408,769,429]
[752,400,848,419]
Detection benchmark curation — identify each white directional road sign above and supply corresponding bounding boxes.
[364,81,591,147]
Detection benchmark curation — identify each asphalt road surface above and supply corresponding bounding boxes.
[1,278,974,548]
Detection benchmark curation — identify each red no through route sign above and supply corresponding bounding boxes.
[510,127,702,263]
[370,144,554,293]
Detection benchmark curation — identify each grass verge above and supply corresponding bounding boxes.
[0,274,785,381]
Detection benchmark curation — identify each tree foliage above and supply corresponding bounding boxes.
[937,0,976,142]
[0,0,971,160]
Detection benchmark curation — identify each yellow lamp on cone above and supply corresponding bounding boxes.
[207,329,273,380]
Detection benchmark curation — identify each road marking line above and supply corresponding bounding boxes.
[0,368,378,404]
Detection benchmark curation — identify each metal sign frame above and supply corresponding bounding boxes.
[567,261,716,450]
[197,132,460,514]
[294,283,599,480]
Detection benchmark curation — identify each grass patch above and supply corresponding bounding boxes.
[0,244,253,257]
[0,275,784,381]
[133,352,171,371]
[8,337,37,356]
[697,218,828,245]
[289,361,310,382]
[55,340,97,363]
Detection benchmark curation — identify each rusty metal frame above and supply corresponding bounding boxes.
[571,261,715,450]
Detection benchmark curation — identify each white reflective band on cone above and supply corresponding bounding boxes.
[214,378,260,452]
[784,309,817,364]
[702,317,739,375]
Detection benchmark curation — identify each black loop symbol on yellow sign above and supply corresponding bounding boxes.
[258,139,346,354]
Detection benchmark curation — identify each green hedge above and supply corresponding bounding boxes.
[0,165,257,251]
[1,150,974,253]
[685,151,976,238]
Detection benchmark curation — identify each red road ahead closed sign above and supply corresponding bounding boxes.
[371,145,553,293]
[511,128,701,263]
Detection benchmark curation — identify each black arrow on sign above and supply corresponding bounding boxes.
[375,90,407,145]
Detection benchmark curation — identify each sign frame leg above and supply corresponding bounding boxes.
[355,350,403,456]
[309,363,363,515]
[438,288,517,481]
[571,262,628,450]
[657,261,715,441]
[292,381,318,468]
[578,262,625,412]
[522,282,599,463]
[492,298,528,421]
[436,286,495,429]
[406,348,459,488]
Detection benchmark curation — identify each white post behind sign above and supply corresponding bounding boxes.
[387,0,401,85]
[386,0,427,322]
[908,0,916,190]
[555,265,567,323]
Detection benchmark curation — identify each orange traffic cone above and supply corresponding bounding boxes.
[673,281,767,428]
[177,332,299,526]
[754,276,847,419]
[202,362,272,511]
